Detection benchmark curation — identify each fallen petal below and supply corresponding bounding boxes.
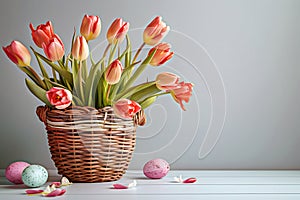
[174,175,183,183]
[113,184,128,189]
[50,182,61,188]
[44,189,66,197]
[26,189,44,195]
[128,180,137,188]
[183,178,197,183]
[61,177,72,186]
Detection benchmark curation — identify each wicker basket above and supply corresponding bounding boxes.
[36,105,144,183]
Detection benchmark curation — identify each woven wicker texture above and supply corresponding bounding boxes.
[37,106,137,182]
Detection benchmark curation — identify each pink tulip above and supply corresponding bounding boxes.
[143,16,170,46]
[156,72,179,90]
[2,40,31,67]
[171,82,193,111]
[42,35,64,61]
[71,36,89,61]
[46,87,72,109]
[80,15,101,41]
[105,59,123,85]
[107,18,129,44]
[113,99,141,119]
[148,43,173,66]
[29,21,54,48]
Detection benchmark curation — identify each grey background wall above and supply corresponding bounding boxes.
[0,0,299,171]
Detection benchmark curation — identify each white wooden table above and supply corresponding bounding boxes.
[1,170,300,199]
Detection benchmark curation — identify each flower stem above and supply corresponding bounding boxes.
[102,44,111,59]
[106,84,112,105]
[132,42,145,64]
[27,65,47,90]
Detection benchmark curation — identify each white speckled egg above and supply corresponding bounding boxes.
[143,158,170,179]
[22,165,48,187]
[5,161,30,184]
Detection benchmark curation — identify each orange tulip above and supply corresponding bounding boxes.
[71,36,89,61]
[113,99,141,119]
[171,82,193,111]
[42,35,64,62]
[105,59,123,85]
[148,43,173,66]
[143,16,170,46]
[29,21,54,48]
[156,72,179,90]
[107,18,129,44]
[80,15,101,41]
[3,40,31,67]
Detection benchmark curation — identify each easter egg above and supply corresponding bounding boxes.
[143,158,170,179]
[22,165,48,187]
[5,161,30,184]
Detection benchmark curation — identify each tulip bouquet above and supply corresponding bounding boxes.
[3,15,193,120]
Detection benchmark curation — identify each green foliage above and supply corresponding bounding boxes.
[20,33,170,109]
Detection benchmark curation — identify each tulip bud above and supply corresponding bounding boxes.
[148,43,173,66]
[143,16,170,46]
[107,18,129,44]
[80,15,101,41]
[170,82,193,111]
[156,72,179,90]
[46,87,72,109]
[113,99,141,119]
[105,59,123,85]
[42,35,65,62]
[71,36,89,61]
[29,21,54,48]
[3,40,31,67]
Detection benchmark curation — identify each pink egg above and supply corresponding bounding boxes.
[143,158,170,179]
[5,161,30,184]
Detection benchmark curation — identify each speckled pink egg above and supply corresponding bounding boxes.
[5,161,30,184]
[143,158,170,179]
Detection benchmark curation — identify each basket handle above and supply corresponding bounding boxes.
[134,109,146,126]
[36,106,49,124]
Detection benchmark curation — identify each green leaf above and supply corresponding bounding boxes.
[139,96,157,109]
[31,48,73,84]
[109,62,139,100]
[44,78,66,89]
[114,81,156,100]
[131,84,161,102]
[32,49,51,90]
[84,58,104,106]
[25,78,51,106]
[122,48,157,91]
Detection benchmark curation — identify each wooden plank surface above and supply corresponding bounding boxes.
[1,170,300,199]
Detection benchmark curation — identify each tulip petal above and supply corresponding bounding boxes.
[183,178,197,183]
[113,184,128,189]
[26,189,44,195]
[113,180,137,189]
[61,177,72,186]
[44,189,66,197]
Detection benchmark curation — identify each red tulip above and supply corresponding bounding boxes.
[29,21,54,48]
[156,72,179,90]
[148,43,173,66]
[80,15,101,41]
[46,87,72,109]
[171,82,193,111]
[105,59,123,85]
[2,40,31,67]
[107,18,129,44]
[113,99,141,119]
[71,36,89,61]
[42,35,64,61]
[143,16,170,46]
